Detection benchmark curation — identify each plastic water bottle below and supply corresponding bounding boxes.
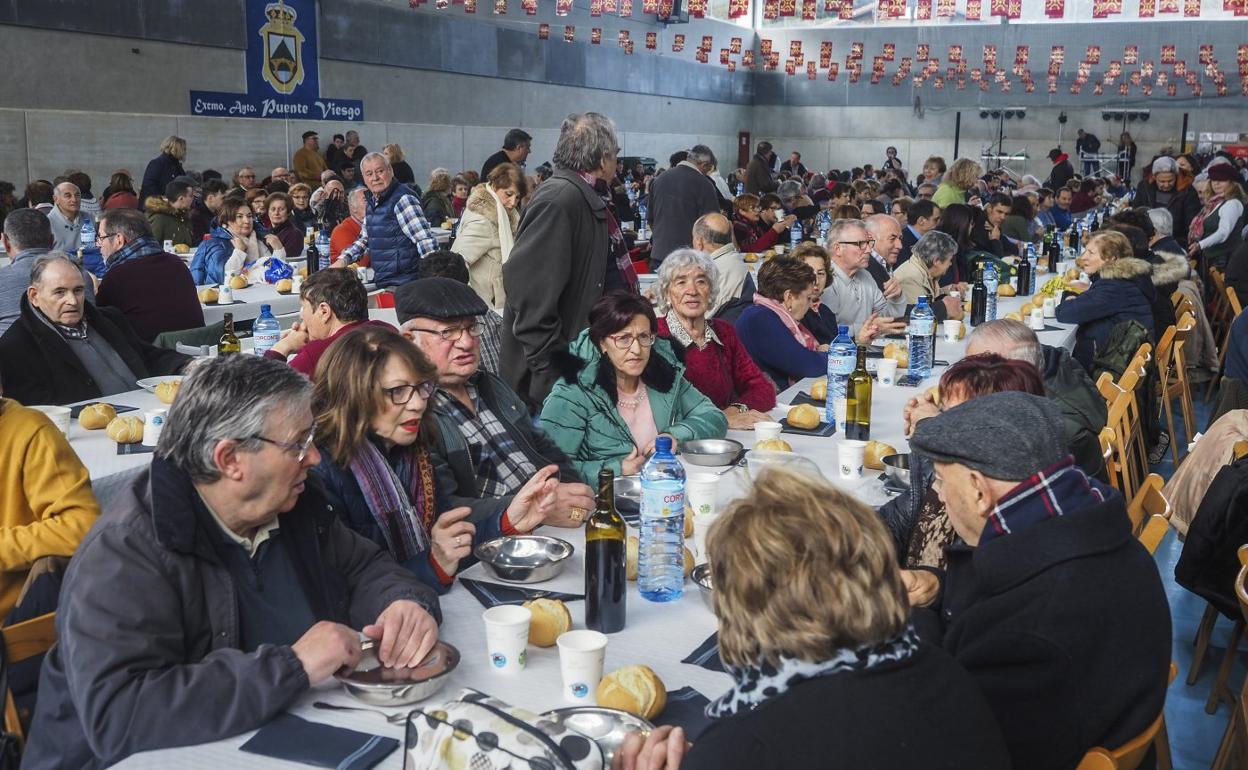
[790,219,803,245]
[908,296,935,380]
[818,211,832,243]
[639,436,685,603]
[983,262,999,321]
[252,304,281,357]
[638,201,649,240]
[826,325,856,431]
[79,217,95,250]
[314,230,331,270]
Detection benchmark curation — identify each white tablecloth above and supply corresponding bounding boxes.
[111,295,1076,768]
[67,389,166,509]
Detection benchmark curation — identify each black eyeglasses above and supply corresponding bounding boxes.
[837,239,876,250]
[249,426,316,462]
[410,321,486,343]
[383,380,438,406]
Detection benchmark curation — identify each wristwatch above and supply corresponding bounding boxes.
[729,403,748,413]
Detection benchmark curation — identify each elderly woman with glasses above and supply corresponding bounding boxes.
[311,325,561,593]
[614,467,1010,770]
[543,292,727,479]
[655,249,776,430]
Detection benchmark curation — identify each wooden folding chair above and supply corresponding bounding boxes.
[1103,389,1140,501]
[1214,549,1248,769]
[2,612,57,747]
[1206,282,1240,402]
[1099,427,1125,496]
[1126,474,1170,537]
[1205,546,1248,719]
[1139,514,1171,556]
[1172,290,1197,324]
[1076,663,1177,770]
[1156,314,1198,467]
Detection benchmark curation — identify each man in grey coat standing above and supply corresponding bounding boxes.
[647,145,721,265]
[22,356,442,770]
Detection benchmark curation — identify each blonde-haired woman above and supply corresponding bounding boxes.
[454,162,527,308]
[931,158,981,209]
[1055,229,1156,370]
[140,135,187,204]
[615,467,1010,770]
[421,168,454,225]
[383,143,417,187]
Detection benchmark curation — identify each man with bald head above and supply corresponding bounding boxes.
[691,212,752,317]
[0,255,189,405]
[863,214,905,300]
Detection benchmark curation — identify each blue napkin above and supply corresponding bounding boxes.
[459,577,583,608]
[656,687,714,742]
[680,632,724,674]
[115,443,156,456]
[239,713,398,769]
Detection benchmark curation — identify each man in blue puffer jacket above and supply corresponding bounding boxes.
[330,152,439,288]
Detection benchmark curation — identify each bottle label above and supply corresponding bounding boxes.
[829,354,855,375]
[254,330,280,353]
[909,319,934,336]
[641,486,684,518]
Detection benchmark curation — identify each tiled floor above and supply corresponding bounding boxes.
[1152,392,1237,769]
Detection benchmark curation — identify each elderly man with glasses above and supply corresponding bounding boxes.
[820,218,907,337]
[396,277,593,529]
[21,355,442,770]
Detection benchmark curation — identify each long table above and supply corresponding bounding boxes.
[107,296,1075,768]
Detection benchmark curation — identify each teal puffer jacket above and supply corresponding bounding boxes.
[540,329,728,480]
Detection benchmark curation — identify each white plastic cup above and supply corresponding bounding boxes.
[292,275,304,293]
[556,630,608,704]
[876,358,899,387]
[1029,308,1046,330]
[753,421,782,442]
[773,244,786,255]
[141,408,168,447]
[483,605,531,675]
[693,512,718,564]
[942,319,962,342]
[1042,297,1057,318]
[30,405,71,435]
[217,284,233,304]
[686,473,719,517]
[162,239,174,253]
[837,440,867,480]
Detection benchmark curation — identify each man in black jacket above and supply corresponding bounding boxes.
[22,356,441,769]
[1075,129,1102,175]
[647,144,721,265]
[905,393,1171,770]
[1045,148,1076,191]
[396,277,594,528]
[0,254,190,405]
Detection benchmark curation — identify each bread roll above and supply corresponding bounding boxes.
[77,403,116,430]
[524,598,571,648]
[682,506,695,538]
[106,415,144,444]
[1004,311,1023,322]
[229,275,248,290]
[197,287,219,304]
[683,547,694,578]
[864,440,897,471]
[809,377,828,400]
[786,404,820,430]
[883,342,910,368]
[275,278,293,294]
[626,536,638,581]
[596,665,667,720]
[997,283,1017,297]
[173,243,190,254]
[155,380,181,405]
[755,438,792,452]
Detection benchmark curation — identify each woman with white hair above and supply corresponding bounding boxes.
[655,249,776,429]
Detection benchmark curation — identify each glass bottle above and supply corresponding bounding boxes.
[218,312,241,356]
[585,469,627,633]
[846,345,872,441]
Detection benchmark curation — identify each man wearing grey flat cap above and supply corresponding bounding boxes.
[905,392,1171,770]
[395,277,593,529]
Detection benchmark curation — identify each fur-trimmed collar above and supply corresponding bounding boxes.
[1098,256,1153,281]
[550,329,680,403]
[143,195,182,218]
[1149,249,1189,287]
[465,184,519,231]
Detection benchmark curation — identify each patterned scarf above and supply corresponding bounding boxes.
[103,236,163,276]
[1188,193,1226,244]
[980,456,1105,545]
[708,625,921,718]
[752,294,818,351]
[578,171,638,293]
[347,439,435,564]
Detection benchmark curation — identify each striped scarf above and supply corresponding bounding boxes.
[347,440,435,564]
[103,236,163,276]
[578,171,639,293]
[980,456,1105,545]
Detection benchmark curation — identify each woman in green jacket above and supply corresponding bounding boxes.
[542,292,729,480]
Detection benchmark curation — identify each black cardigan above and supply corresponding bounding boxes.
[682,645,1011,770]
[0,296,190,405]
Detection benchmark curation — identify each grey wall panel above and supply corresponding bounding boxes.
[545,41,589,89]
[496,27,546,81]
[7,0,242,48]
[0,110,29,189]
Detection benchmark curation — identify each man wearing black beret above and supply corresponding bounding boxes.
[906,392,1171,770]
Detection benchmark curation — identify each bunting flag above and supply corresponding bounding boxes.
[1045,0,1065,16]
[603,0,617,12]
[721,47,731,64]
[701,35,714,51]
[464,0,476,12]
[917,43,930,60]
[1166,83,1177,96]
[763,0,780,17]
[840,0,854,17]
[1124,44,1138,64]
[1138,0,1155,15]
[731,37,742,54]
[851,41,865,59]
[657,0,674,18]
[564,24,574,41]
[828,62,839,80]
[642,0,658,11]
[619,0,633,15]
[1158,0,1178,10]
[556,0,572,13]
[801,0,817,17]
[1183,0,1199,14]
[590,0,602,16]
[539,22,550,37]
[1174,59,1186,75]
[618,29,630,45]
[808,61,818,79]
[779,0,797,15]
[1198,43,1213,63]
[696,48,708,62]
[729,0,750,16]
[591,27,601,43]
[824,0,837,9]
[673,33,685,51]
[1161,45,1176,63]
[727,60,736,71]
[937,0,957,14]
[1092,0,1122,16]
[1084,45,1101,64]
[966,0,982,19]
[522,0,537,13]
[883,42,896,61]
[917,0,933,16]
[948,44,963,62]
[646,31,656,49]
[625,40,634,53]
[760,38,772,55]
[435,0,448,8]
[991,0,1009,16]
[821,41,833,66]
[687,0,707,15]
[494,0,506,12]
[742,50,755,67]
[1239,44,1248,62]
[785,60,797,75]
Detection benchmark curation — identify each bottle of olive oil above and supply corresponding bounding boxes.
[218,312,241,356]
[845,345,872,441]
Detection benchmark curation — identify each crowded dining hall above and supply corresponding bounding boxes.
[2,1,1248,768]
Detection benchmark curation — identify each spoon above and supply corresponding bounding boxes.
[312,701,409,724]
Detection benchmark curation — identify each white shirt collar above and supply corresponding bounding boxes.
[198,491,281,558]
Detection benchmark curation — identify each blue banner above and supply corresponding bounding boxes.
[190,0,363,121]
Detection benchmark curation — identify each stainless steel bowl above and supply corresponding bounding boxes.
[542,707,654,766]
[473,535,575,584]
[681,438,744,467]
[613,475,642,527]
[881,453,912,487]
[336,640,460,706]
[691,562,714,612]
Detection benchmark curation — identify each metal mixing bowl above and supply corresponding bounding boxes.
[881,453,912,487]
[691,562,714,612]
[613,475,642,527]
[681,438,744,467]
[473,535,575,584]
[336,640,460,706]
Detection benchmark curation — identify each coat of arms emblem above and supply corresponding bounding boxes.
[259,1,305,94]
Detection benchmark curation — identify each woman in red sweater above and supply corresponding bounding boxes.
[732,193,793,254]
[655,249,777,430]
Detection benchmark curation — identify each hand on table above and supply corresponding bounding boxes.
[902,391,941,437]
[430,507,476,576]
[725,408,773,430]
[292,620,363,684]
[613,726,690,770]
[547,481,597,528]
[901,569,941,608]
[271,321,310,357]
[504,465,562,532]
[362,599,439,669]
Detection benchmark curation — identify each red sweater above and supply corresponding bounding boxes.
[658,316,776,412]
[264,319,392,377]
[733,214,780,253]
